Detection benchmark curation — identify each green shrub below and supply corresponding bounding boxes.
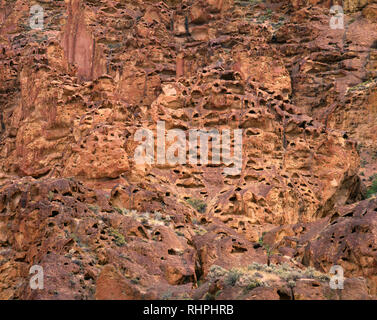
[193,227,207,236]
[348,79,375,92]
[175,231,185,237]
[186,198,207,213]
[287,280,296,288]
[109,227,126,246]
[225,269,242,286]
[113,206,123,214]
[248,262,263,271]
[215,290,222,298]
[366,176,377,198]
[208,265,228,281]
[245,279,261,291]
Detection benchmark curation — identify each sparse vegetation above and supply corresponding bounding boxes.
[366,176,377,198]
[235,0,263,7]
[119,253,132,262]
[193,226,207,236]
[161,289,173,300]
[208,265,228,281]
[224,268,243,286]
[258,232,273,265]
[348,17,356,25]
[208,262,329,294]
[113,206,123,214]
[245,279,262,291]
[175,231,185,237]
[69,232,80,244]
[256,8,273,23]
[88,204,99,214]
[123,210,167,226]
[258,232,266,246]
[347,78,376,92]
[186,198,207,213]
[249,263,330,282]
[109,227,126,246]
[179,293,193,300]
[204,292,215,300]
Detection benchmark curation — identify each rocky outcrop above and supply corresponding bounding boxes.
[0,0,376,300]
[262,198,377,294]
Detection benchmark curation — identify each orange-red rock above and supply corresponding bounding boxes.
[0,0,376,300]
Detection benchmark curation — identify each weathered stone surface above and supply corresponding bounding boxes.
[0,0,376,300]
[262,198,377,295]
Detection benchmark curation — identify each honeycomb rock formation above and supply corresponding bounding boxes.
[0,0,376,299]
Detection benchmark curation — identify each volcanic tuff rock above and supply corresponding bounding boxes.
[0,0,376,299]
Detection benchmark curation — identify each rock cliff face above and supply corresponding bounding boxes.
[0,0,376,299]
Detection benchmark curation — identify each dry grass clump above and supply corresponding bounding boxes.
[208,262,329,290]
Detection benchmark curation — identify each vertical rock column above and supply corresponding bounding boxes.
[62,0,105,81]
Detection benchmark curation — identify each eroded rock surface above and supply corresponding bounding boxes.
[0,0,376,299]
